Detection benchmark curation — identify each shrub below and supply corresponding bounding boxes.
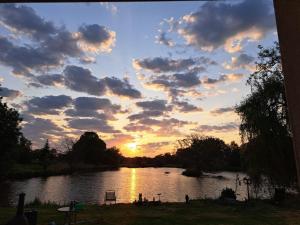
[220,188,236,200]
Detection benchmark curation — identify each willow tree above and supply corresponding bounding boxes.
[236,42,296,187]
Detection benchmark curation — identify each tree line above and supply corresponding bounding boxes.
[122,135,242,173]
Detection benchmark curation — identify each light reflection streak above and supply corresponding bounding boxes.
[130,168,136,202]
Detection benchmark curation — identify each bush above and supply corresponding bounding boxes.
[273,188,286,204]
[182,168,202,177]
[220,188,236,200]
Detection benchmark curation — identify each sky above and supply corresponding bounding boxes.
[0,0,278,157]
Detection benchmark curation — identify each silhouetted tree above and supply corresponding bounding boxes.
[17,135,33,164]
[39,140,52,172]
[224,141,243,171]
[153,153,177,166]
[176,135,230,171]
[0,93,22,175]
[71,132,107,165]
[236,42,296,187]
[104,147,123,166]
[61,138,76,169]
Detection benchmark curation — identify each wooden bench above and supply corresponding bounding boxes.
[105,190,116,204]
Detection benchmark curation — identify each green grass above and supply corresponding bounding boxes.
[1,200,300,225]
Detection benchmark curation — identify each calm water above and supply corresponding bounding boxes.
[0,168,264,206]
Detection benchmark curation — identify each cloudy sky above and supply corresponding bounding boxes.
[0,1,278,157]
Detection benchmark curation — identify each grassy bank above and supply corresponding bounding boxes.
[1,199,300,225]
[4,163,119,180]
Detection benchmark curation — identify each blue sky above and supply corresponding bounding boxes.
[0,1,278,156]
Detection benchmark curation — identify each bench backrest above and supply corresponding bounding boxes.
[105,191,116,201]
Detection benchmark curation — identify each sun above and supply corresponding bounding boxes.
[127,142,137,152]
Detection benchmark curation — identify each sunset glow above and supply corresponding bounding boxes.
[127,142,138,152]
[0,1,278,157]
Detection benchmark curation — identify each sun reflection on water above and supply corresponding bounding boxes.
[130,168,136,202]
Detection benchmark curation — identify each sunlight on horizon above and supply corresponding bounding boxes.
[127,142,138,152]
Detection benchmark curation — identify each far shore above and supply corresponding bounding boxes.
[2,163,119,180]
[2,162,244,181]
[3,163,180,180]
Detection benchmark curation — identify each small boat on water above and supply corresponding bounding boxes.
[164,171,170,174]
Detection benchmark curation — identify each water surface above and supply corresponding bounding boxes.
[0,168,258,206]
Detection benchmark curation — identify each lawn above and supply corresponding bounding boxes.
[1,199,300,225]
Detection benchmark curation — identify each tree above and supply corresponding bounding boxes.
[176,135,230,171]
[224,141,243,171]
[61,138,76,169]
[71,132,107,164]
[236,42,296,187]
[39,139,51,172]
[17,135,33,164]
[104,147,123,166]
[0,93,22,175]
[153,153,177,166]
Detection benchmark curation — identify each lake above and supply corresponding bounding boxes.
[0,168,267,206]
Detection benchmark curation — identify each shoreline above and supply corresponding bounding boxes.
[2,163,244,181]
[2,164,120,181]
